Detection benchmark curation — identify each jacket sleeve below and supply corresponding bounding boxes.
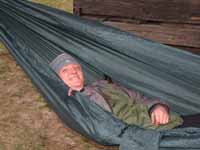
[119,85,169,112]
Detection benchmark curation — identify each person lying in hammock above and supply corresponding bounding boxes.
[50,53,200,130]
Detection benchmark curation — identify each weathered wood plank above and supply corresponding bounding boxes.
[103,21,200,48]
[74,0,200,24]
[80,16,200,51]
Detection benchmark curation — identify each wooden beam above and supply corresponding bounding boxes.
[74,0,200,24]
[103,21,200,49]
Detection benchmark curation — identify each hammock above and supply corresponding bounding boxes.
[1,0,200,149]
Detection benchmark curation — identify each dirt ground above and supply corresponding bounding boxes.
[0,44,118,150]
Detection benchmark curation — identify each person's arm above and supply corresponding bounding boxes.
[120,86,169,125]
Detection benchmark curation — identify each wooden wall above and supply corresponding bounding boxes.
[74,0,200,54]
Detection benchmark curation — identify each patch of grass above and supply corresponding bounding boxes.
[11,85,29,98]
[0,42,8,54]
[35,95,49,110]
[14,143,44,150]
[81,136,90,143]
[36,95,45,103]
[0,59,10,80]
[83,143,93,150]
[33,143,45,150]
[14,144,26,150]
[14,127,46,150]
[0,66,9,76]
[64,133,75,138]
[0,143,5,150]
[31,0,73,13]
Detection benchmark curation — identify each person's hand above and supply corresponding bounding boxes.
[68,88,73,96]
[68,87,83,96]
[150,104,169,126]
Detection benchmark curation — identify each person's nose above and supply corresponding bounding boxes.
[70,67,77,74]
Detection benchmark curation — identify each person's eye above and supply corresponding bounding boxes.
[75,66,80,70]
[62,69,68,73]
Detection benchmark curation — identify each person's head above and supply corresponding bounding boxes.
[50,53,84,92]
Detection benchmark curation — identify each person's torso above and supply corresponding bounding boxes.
[81,80,183,130]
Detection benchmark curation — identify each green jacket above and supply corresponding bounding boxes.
[82,80,183,130]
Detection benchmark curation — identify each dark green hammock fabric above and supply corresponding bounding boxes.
[1,0,200,149]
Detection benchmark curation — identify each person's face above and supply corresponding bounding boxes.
[59,64,84,90]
